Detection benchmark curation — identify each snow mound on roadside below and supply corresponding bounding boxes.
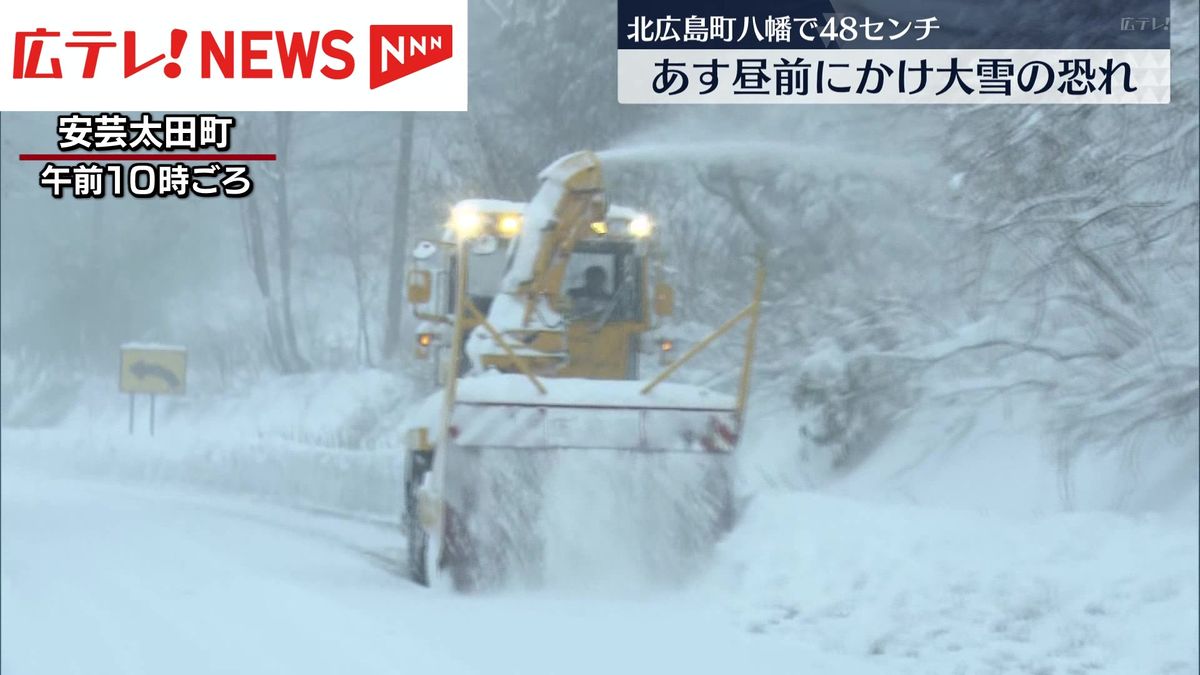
[54,369,416,449]
[703,489,1198,675]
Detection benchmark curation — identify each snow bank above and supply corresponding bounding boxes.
[736,379,1198,517]
[704,490,1199,675]
[0,428,404,519]
[54,369,416,449]
[711,381,1198,673]
[830,395,1200,515]
[1,368,418,518]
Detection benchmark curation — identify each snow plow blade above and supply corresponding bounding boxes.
[406,376,738,591]
[450,401,739,454]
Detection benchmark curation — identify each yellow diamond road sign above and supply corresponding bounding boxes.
[120,344,187,395]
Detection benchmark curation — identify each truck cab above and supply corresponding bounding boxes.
[406,199,673,383]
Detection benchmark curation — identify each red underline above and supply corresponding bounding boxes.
[18,153,277,161]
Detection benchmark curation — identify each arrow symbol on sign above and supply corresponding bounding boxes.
[130,360,181,388]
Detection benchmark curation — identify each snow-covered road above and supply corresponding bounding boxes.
[2,433,1196,675]
[0,469,863,675]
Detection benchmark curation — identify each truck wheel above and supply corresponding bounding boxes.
[405,508,429,586]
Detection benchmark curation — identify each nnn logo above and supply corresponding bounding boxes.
[369,25,452,89]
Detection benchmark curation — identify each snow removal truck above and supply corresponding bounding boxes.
[401,151,765,590]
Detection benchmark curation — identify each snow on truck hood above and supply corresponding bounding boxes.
[402,373,736,433]
[501,182,563,294]
[453,373,735,409]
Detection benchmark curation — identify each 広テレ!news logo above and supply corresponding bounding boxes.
[1,0,467,111]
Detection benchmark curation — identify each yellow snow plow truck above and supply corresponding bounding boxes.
[402,151,765,590]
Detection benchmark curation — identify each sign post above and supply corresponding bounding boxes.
[119,343,187,435]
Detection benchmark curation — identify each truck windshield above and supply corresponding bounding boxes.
[563,243,641,324]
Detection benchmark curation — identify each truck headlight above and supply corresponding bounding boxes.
[450,207,483,239]
[497,215,522,237]
[628,214,653,238]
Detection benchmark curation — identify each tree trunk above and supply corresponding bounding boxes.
[274,112,309,372]
[240,196,288,371]
[382,112,416,359]
[352,253,373,367]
